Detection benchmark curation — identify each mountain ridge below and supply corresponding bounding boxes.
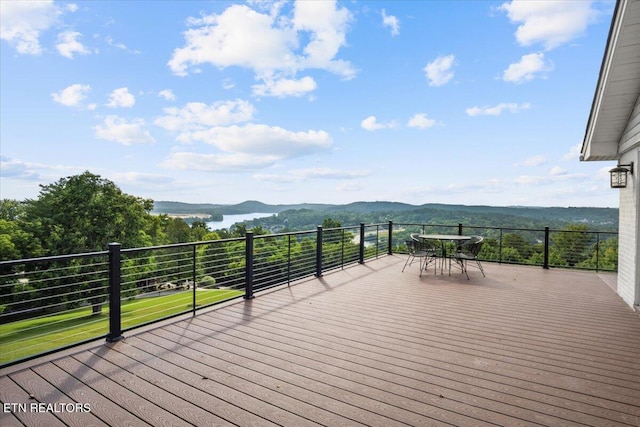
[153,200,618,229]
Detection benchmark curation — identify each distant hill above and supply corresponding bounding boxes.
[153,200,618,231]
[153,200,333,215]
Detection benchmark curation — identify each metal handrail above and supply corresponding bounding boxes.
[0,221,618,367]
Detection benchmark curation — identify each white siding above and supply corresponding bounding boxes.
[617,148,639,309]
[619,94,640,154]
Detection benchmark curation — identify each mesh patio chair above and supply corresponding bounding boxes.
[402,235,438,276]
[451,236,485,279]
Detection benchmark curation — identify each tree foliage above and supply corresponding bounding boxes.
[23,172,153,254]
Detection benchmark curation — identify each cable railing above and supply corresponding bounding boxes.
[392,223,618,272]
[0,221,617,367]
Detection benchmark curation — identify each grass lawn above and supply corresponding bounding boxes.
[0,288,242,365]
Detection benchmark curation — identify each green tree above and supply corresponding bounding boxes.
[19,172,155,314]
[502,233,533,260]
[24,171,153,254]
[322,218,342,229]
[0,199,26,221]
[550,224,592,267]
[190,220,210,241]
[0,200,42,261]
[165,217,192,243]
[579,237,618,271]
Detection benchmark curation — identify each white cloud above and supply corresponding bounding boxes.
[154,100,255,135]
[158,89,176,101]
[0,156,41,180]
[382,9,399,36]
[292,0,354,77]
[255,168,369,183]
[106,87,135,108]
[424,54,455,87]
[111,172,174,185]
[515,175,550,185]
[499,0,599,50]
[407,113,437,129]
[168,2,355,91]
[503,52,553,83]
[160,151,280,172]
[250,172,299,183]
[294,168,370,179]
[515,170,588,186]
[466,102,531,116]
[520,155,547,167]
[252,76,317,97]
[186,124,332,158]
[361,115,396,131]
[51,83,91,107]
[0,0,61,55]
[105,36,140,54]
[168,5,295,76]
[55,30,90,58]
[94,116,155,145]
[563,142,582,161]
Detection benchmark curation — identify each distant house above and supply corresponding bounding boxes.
[581,0,640,311]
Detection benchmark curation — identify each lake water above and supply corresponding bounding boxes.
[206,212,274,230]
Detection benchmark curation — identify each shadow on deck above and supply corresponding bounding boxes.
[1,256,639,426]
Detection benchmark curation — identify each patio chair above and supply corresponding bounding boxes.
[402,235,438,276]
[451,236,485,279]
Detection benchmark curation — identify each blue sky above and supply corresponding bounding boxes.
[1,0,619,207]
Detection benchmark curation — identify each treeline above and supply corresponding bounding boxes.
[243,206,618,234]
[157,201,618,232]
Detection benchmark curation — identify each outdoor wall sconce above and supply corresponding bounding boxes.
[609,162,634,188]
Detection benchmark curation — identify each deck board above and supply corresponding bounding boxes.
[2,257,640,427]
[0,376,67,427]
[9,368,108,427]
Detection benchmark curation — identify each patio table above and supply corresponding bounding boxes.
[418,234,472,274]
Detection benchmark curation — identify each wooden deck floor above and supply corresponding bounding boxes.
[2,256,640,426]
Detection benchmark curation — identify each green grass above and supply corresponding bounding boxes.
[0,289,242,365]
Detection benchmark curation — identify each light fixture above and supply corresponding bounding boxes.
[609,162,634,188]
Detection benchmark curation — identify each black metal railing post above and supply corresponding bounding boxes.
[388,221,393,255]
[543,227,550,270]
[340,228,345,268]
[287,235,292,285]
[106,243,124,343]
[316,226,323,277]
[244,232,254,299]
[192,245,197,316]
[359,223,365,264]
[595,232,601,272]
[458,223,463,236]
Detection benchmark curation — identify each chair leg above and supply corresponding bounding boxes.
[402,255,413,272]
[475,260,485,277]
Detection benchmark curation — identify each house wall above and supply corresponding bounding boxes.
[617,95,640,309]
[617,150,638,308]
[619,94,640,154]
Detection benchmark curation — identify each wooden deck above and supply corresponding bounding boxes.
[2,256,640,426]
